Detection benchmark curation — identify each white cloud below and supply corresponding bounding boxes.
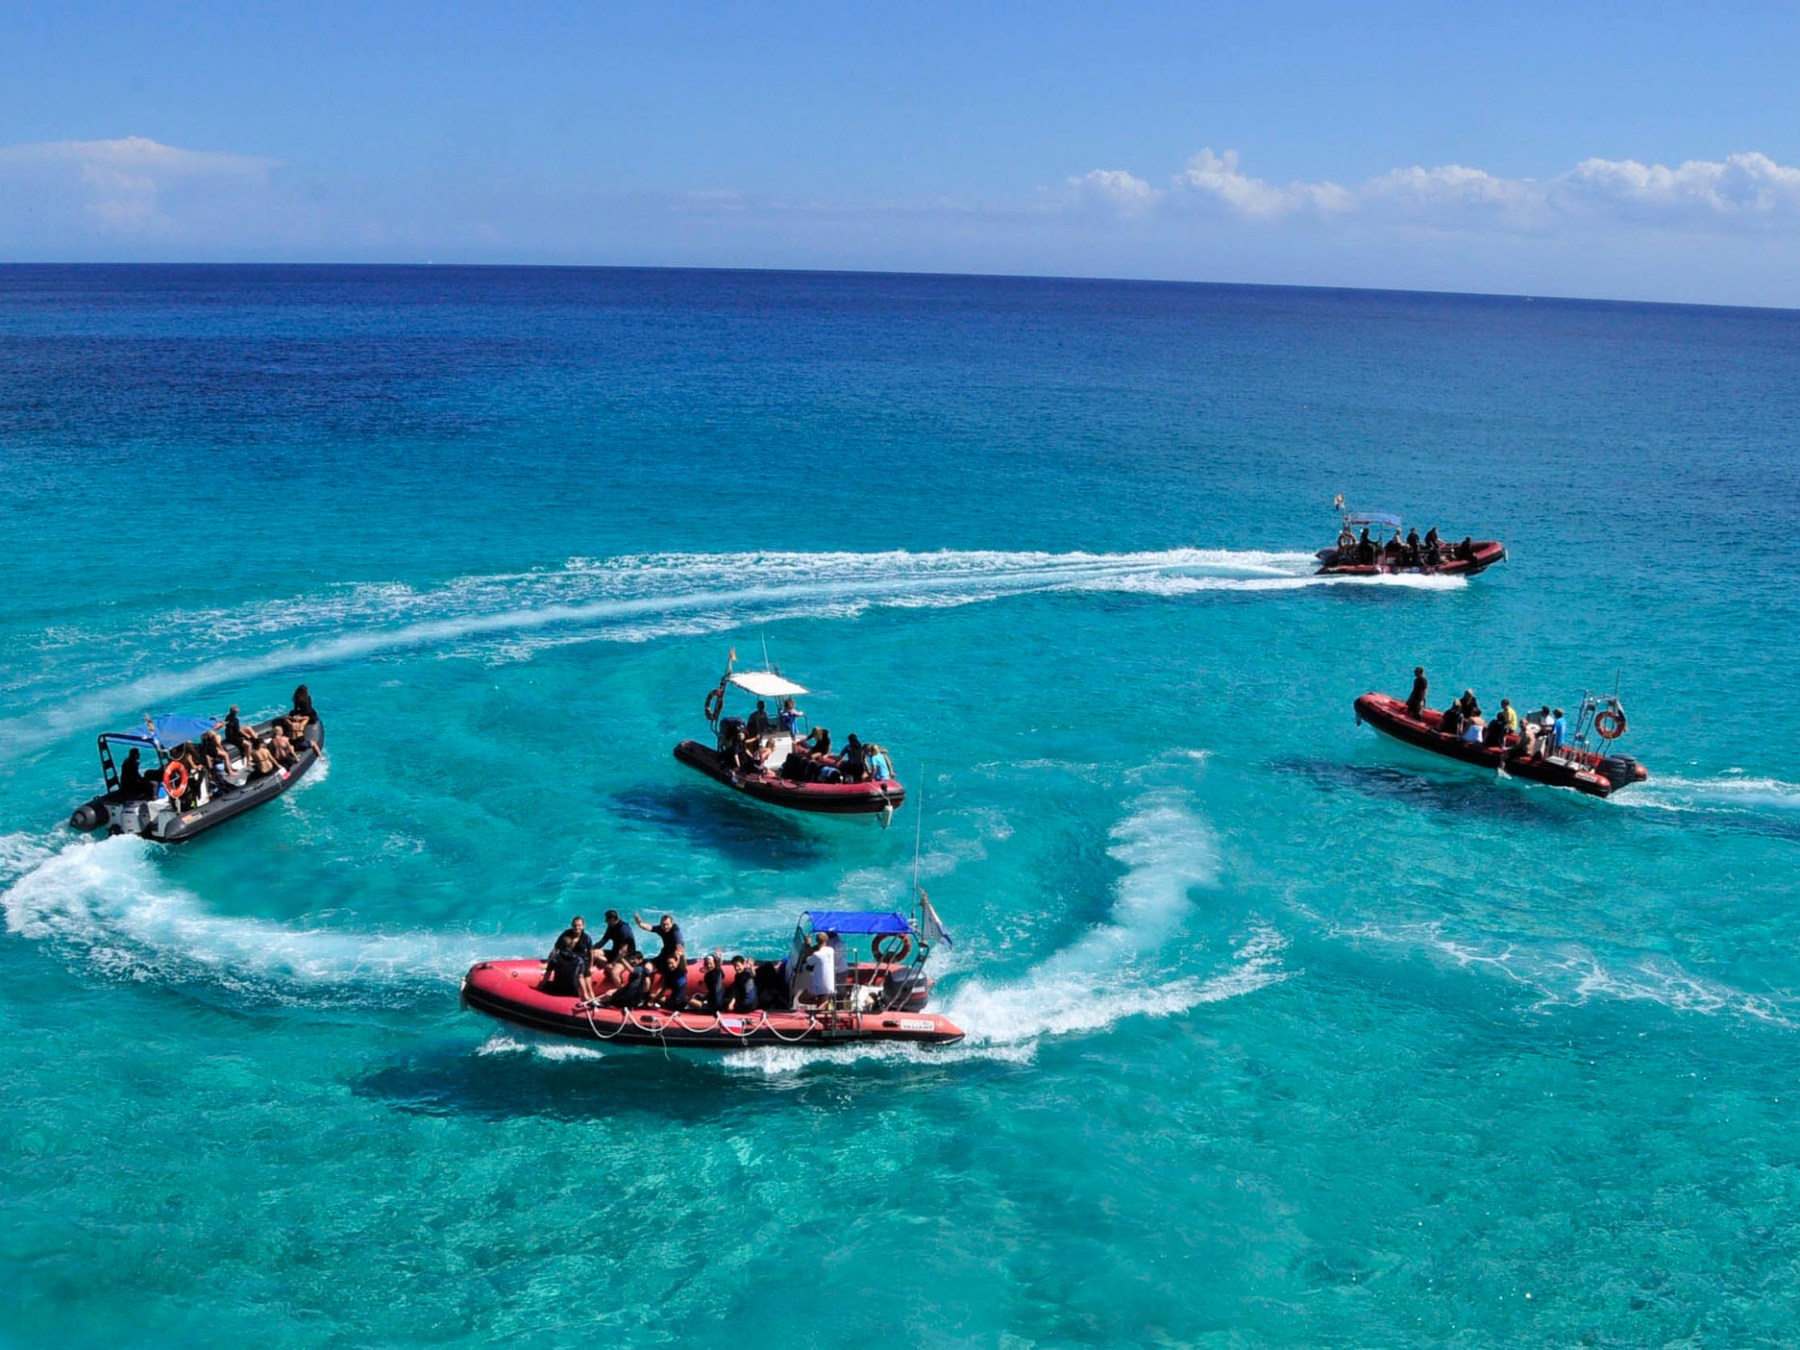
[0,136,279,236]
[1175,149,1352,219]
[1074,147,1800,233]
[1068,168,1159,216]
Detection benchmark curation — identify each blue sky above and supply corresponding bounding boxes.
[4,1,1799,304]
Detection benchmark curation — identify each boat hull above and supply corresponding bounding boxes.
[463,959,964,1050]
[1355,693,1646,798]
[1317,541,1507,577]
[673,740,905,816]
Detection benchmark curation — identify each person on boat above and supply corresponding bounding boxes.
[1424,527,1441,550]
[1497,699,1520,735]
[864,744,894,782]
[725,955,758,1012]
[223,705,243,748]
[119,747,160,800]
[778,697,803,736]
[1424,536,1444,568]
[1406,667,1429,720]
[200,730,236,788]
[1458,690,1482,720]
[546,930,598,1003]
[1455,536,1475,561]
[687,953,727,1013]
[1356,529,1377,566]
[248,739,280,778]
[1482,715,1509,749]
[598,909,637,962]
[745,700,772,738]
[267,724,300,769]
[174,743,208,805]
[1404,528,1422,567]
[797,933,837,1007]
[1438,702,1464,739]
[1551,708,1567,751]
[1461,714,1485,745]
[1381,535,1405,568]
[288,684,317,732]
[634,912,685,976]
[837,735,868,783]
[653,943,689,1007]
[800,726,832,757]
[600,959,652,1010]
[1336,524,1356,555]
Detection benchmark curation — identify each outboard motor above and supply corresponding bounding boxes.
[1597,755,1641,787]
[882,968,932,1012]
[69,798,109,832]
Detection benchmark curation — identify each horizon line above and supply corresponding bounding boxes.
[2,259,1795,317]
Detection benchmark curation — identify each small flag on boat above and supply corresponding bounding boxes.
[919,891,953,948]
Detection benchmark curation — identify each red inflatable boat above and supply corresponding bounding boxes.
[1355,691,1649,798]
[675,656,904,819]
[464,906,964,1051]
[1315,507,1506,577]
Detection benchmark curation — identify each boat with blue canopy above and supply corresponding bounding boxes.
[67,689,324,843]
[461,893,963,1050]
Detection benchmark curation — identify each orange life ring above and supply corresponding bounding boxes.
[871,932,911,964]
[162,760,189,798]
[1594,708,1627,741]
[703,687,725,722]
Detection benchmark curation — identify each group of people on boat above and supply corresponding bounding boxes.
[542,911,856,1015]
[1335,526,1477,570]
[542,911,761,1013]
[1406,668,1565,758]
[116,686,319,807]
[716,697,895,784]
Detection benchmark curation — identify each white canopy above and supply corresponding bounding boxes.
[729,671,809,699]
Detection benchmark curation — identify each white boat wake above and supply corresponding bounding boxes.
[0,545,1457,754]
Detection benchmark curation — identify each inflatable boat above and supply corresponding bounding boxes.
[68,707,324,842]
[1316,506,1506,577]
[464,906,964,1051]
[674,654,905,819]
[1355,691,1648,798]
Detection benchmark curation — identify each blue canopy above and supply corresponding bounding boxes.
[127,714,220,748]
[803,910,914,936]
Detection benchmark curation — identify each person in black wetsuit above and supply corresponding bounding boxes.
[118,748,158,800]
[598,909,636,962]
[545,916,596,1002]
[1404,528,1422,567]
[687,954,727,1012]
[634,912,685,977]
[1406,667,1429,720]
[601,960,652,1009]
[725,956,758,1012]
[1356,529,1377,566]
[838,735,868,783]
[1439,702,1464,739]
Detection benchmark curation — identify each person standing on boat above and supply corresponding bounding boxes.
[1404,528,1422,567]
[1406,667,1429,720]
[1551,708,1567,751]
[778,697,803,736]
[746,700,772,738]
[1498,699,1520,735]
[798,933,837,1007]
[598,909,636,962]
[634,912,685,975]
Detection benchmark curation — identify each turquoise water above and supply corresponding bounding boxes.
[3,266,1799,1345]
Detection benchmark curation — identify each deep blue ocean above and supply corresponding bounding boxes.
[3,265,1799,1346]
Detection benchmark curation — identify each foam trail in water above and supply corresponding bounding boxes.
[0,833,519,1007]
[1,546,1420,753]
[1337,918,1792,1026]
[719,794,1286,1076]
[1621,774,1800,816]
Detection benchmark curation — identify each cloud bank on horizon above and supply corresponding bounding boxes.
[4,135,1800,306]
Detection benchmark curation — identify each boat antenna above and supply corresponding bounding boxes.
[910,764,926,929]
